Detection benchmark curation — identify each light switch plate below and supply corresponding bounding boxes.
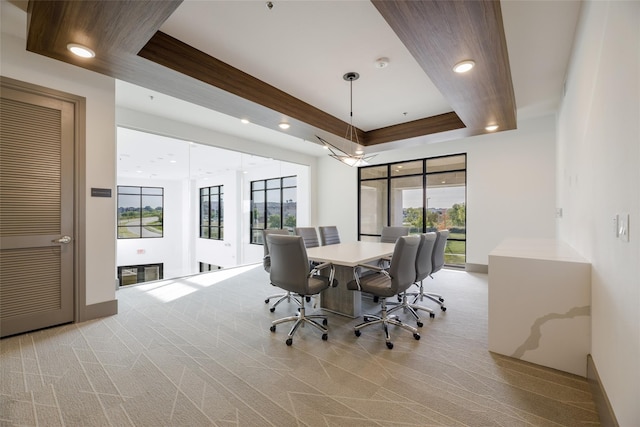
[619,213,629,242]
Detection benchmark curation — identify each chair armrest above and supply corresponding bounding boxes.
[310,262,337,287]
[351,264,391,291]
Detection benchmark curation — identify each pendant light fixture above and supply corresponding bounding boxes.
[316,72,376,167]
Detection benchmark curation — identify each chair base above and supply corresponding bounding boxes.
[270,298,328,345]
[387,292,435,327]
[407,281,447,312]
[265,291,308,312]
[354,299,420,349]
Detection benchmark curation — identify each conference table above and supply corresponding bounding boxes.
[306,241,396,318]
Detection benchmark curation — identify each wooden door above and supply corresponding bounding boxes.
[0,80,75,337]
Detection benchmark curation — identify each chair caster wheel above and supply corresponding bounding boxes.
[306,296,311,302]
[322,318,328,326]
[373,296,379,303]
[270,307,276,313]
[441,306,447,311]
[417,321,423,327]
[439,297,445,302]
[429,312,435,318]
[354,330,361,337]
[264,299,270,304]
[413,333,421,340]
[322,334,328,341]
[286,338,293,346]
[386,342,394,349]
[270,325,276,332]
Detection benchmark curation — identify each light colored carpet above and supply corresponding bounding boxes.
[1,265,600,426]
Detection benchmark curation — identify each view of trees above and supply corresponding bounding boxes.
[403,203,466,232]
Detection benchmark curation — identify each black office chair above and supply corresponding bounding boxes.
[347,235,422,349]
[262,228,297,312]
[410,230,449,311]
[267,234,335,345]
[318,226,341,246]
[387,233,437,326]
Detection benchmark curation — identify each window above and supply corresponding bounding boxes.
[200,185,223,240]
[117,186,163,238]
[358,154,466,267]
[117,263,163,286]
[250,176,297,244]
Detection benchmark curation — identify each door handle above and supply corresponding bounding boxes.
[52,235,72,244]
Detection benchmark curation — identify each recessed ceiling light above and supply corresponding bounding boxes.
[67,43,95,58]
[278,122,290,130]
[453,60,475,73]
[169,160,177,163]
[485,124,499,132]
[240,118,250,124]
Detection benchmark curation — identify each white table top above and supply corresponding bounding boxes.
[306,241,396,267]
[489,238,590,263]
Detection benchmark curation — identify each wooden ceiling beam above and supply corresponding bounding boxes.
[25,0,515,150]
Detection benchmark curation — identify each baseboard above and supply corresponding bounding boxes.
[587,354,619,427]
[79,299,118,322]
[465,263,488,273]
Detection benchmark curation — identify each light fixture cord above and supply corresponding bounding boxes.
[347,78,359,146]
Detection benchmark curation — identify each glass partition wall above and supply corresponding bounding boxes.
[358,154,466,267]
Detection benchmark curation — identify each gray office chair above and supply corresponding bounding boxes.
[380,226,409,243]
[262,228,297,312]
[267,234,335,345]
[294,227,320,248]
[318,226,341,246]
[347,235,421,349]
[388,233,437,326]
[410,229,449,311]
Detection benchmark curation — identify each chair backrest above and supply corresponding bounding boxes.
[267,234,313,294]
[380,226,410,243]
[318,226,341,246]
[431,230,449,275]
[294,227,320,248]
[415,232,437,282]
[262,228,290,273]
[387,235,421,294]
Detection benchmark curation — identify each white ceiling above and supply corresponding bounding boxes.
[112,0,582,178]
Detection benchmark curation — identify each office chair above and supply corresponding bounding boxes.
[410,230,449,311]
[347,235,421,349]
[380,226,409,243]
[294,227,320,248]
[267,234,335,345]
[387,233,437,326]
[318,226,341,246]
[262,228,297,312]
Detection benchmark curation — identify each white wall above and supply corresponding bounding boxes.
[1,3,117,307]
[317,114,558,266]
[557,1,639,425]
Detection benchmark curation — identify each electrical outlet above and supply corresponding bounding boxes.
[619,213,630,242]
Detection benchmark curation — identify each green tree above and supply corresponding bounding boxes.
[284,214,296,228]
[404,207,423,231]
[448,203,466,226]
[268,214,281,229]
[425,210,439,228]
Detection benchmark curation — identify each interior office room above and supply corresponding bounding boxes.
[1,1,638,426]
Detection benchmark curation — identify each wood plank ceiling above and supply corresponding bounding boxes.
[26,0,516,151]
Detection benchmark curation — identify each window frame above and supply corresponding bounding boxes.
[117,185,164,239]
[250,175,297,244]
[357,153,467,267]
[199,185,224,240]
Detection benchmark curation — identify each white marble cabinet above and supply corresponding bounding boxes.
[488,239,591,376]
